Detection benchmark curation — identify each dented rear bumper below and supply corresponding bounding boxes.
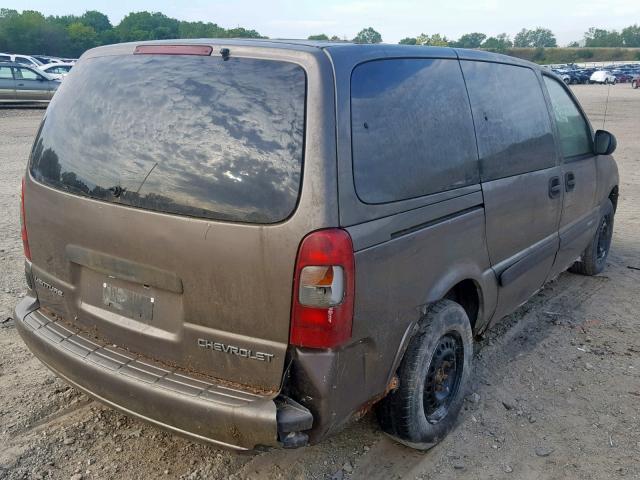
[14,296,312,450]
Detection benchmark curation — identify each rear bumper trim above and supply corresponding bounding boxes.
[14,298,291,450]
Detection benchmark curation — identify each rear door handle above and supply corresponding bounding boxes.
[548,176,561,199]
[565,172,576,192]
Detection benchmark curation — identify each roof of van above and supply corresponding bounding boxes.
[82,38,540,70]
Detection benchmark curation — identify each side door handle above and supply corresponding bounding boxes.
[548,176,562,199]
[565,172,576,192]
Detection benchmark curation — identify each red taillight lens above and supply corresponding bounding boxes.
[290,229,355,349]
[20,177,31,261]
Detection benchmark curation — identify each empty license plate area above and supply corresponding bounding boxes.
[103,283,154,322]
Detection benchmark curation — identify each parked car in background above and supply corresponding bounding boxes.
[590,70,617,84]
[33,55,63,65]
[562,71,590,84]
[557,72,572,84]
[611,71,633,83]
[15,40,619,452]
[0,53,44,68]
[0,62,60,103]
[38,62,74,79]
[572,71,592,84]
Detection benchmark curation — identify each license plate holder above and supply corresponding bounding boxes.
[102,283,154,321]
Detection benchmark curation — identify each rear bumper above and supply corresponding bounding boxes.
[14,297,311,450]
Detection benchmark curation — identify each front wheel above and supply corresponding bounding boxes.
[632,80,638,89]
[570,199,614,276]
[376,300,473,450]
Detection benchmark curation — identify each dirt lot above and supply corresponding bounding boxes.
[1,85,639,480]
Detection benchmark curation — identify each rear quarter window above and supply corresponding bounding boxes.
[460,61,556,181]
[351,58,479,204]
[30,55,306,224]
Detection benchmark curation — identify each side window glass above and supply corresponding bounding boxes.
[351,58,479,204]
[543,77,592,158]
[18,68,40,80]
[0,66,13,79]
[461,61,557,181]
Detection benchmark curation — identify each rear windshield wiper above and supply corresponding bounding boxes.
[135,162,158,194]
[107,160,157,199]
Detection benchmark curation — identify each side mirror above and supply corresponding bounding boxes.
[594,129,617,155]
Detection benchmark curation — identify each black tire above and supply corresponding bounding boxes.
[569,199,614,276]
[376,299,473,450]
[633,80,638,89]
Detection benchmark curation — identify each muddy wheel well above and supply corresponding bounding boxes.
[444,280,480,330]
[609,186,619,212]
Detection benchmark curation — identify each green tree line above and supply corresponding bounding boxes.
[2,9,640,60]
[0,9,262,58]
[318,25,640,52]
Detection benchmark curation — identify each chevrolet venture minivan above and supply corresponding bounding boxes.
[15,40,619,451]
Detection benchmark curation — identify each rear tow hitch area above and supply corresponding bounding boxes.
[275,397,313,448]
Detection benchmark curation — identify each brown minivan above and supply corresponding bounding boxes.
[15,39,619,451]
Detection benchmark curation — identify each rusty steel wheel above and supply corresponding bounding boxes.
[423,333,465,424]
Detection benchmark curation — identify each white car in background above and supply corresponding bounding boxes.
[38,62,74,79]
[0,53,44,68]
[590,70,617,84]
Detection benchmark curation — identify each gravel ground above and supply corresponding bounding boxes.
[1,85,639,480]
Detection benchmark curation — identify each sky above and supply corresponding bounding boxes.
[8,0,640,45]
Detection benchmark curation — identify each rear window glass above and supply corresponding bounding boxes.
[30,54,306,223]
[351,59,479,204]
[460,61,556,181]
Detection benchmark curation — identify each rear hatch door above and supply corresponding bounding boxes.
[25,46,322,392]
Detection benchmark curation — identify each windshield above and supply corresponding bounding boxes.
[30,54,307,224]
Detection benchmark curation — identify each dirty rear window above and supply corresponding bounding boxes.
[30,54,306,223]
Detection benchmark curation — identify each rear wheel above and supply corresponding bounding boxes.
[570,200,614,276]
[376,300,473,450]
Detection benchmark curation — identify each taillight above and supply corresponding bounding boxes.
[290,229,355,349]
[20,177,31,261]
